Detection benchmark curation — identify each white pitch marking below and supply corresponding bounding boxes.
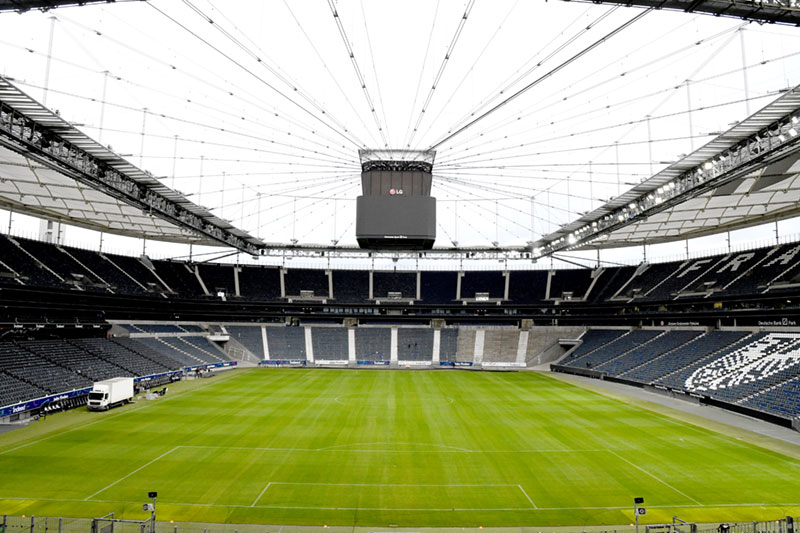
[517,484,537,509]
[84,447,179,501]
[251,482,271,507]
[177,444,604,454]
[4,496,799,512]
[269,482,517,487]
[607,449,702,505]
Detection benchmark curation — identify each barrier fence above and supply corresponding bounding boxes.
[0,515,793,533]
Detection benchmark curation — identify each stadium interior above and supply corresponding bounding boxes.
[2,0,800,531]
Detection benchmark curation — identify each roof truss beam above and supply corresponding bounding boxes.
[536,105,800,257]
[0,1,128,13]
[0,96,262,256]
[564,0,800,26]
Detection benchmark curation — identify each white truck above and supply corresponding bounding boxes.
[87,377,135,411]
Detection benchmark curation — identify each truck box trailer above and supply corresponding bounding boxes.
[87,377,134,411]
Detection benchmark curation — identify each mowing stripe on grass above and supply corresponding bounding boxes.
[83,446,179,501]
[607,449,702,505]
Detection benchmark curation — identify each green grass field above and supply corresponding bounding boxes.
[1,368,800,528]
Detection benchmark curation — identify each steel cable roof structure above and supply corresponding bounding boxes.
[0,0,799,263]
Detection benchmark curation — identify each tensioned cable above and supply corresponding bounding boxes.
[422,4,614,150]
[11,77,357,165]
[360,0,393,148]
[402,0,441,149]
[148,2,366,149]
[436,92,779,166]
[326,0,389,147]
[436,133,706,168]
[172,169,360,180]
[434,175,579,217]
[434,181,540,235]
[271,181,361,237]
[436,185,547,244]
[245,177,361,230]
[436,172,601,201]
[79,122,358,167]
[280,0,380,149]
[414,0,520,149]
[406,0,476,149]
[427,8,652,151]
[197,173,360,204]
[53,14,351,152]
[439,22,752,158]
[438,168,643,183]
[179,0,378,149]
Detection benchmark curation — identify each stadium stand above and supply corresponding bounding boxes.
[455,328,476,362]
[759,244,800,292]
[67,247,148,295]
[548,269,593,301]
[285,269,329,298]
[14,238,109,292]
[265,326,307,360]
[594,330,703,375]
[355,328,391,362]
[397,328,433,361]
[506,270,547,303]
[71,338,175,376]
[560,329,628,365]
[657,332,766,389]
[420,271,457,304]
[102,253,166,294]
[682,332,800,398]
[333,270,370,303]
[621,330,750,384]
[0,235,63,287]
[131,324,184,334]
[482,328,519,363]
[589,266,637,302]
[439,329,459,362]
[615,261,680,300]
[675,251,765,297]
[0,371,49,407]
[460,271,505,300]
[152,261,206,297]
[198,264,236,297]
[741,377,800,418]
[311,327,348,361]
[0,341,91,394]
[131,337,208,367]
[18,339,131,381]
[373,271,416,300]
[238,266,281,300]
[566,329,663,369]
[178,337,228,362]
[113,337,184,370]
[227,325,264,358]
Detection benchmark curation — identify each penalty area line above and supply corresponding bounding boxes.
[84,447,179,501]
[607,449,702,506]
[251,482,271,507]
[518,484,537,509]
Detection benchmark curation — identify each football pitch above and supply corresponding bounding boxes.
[2,368,800,528]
